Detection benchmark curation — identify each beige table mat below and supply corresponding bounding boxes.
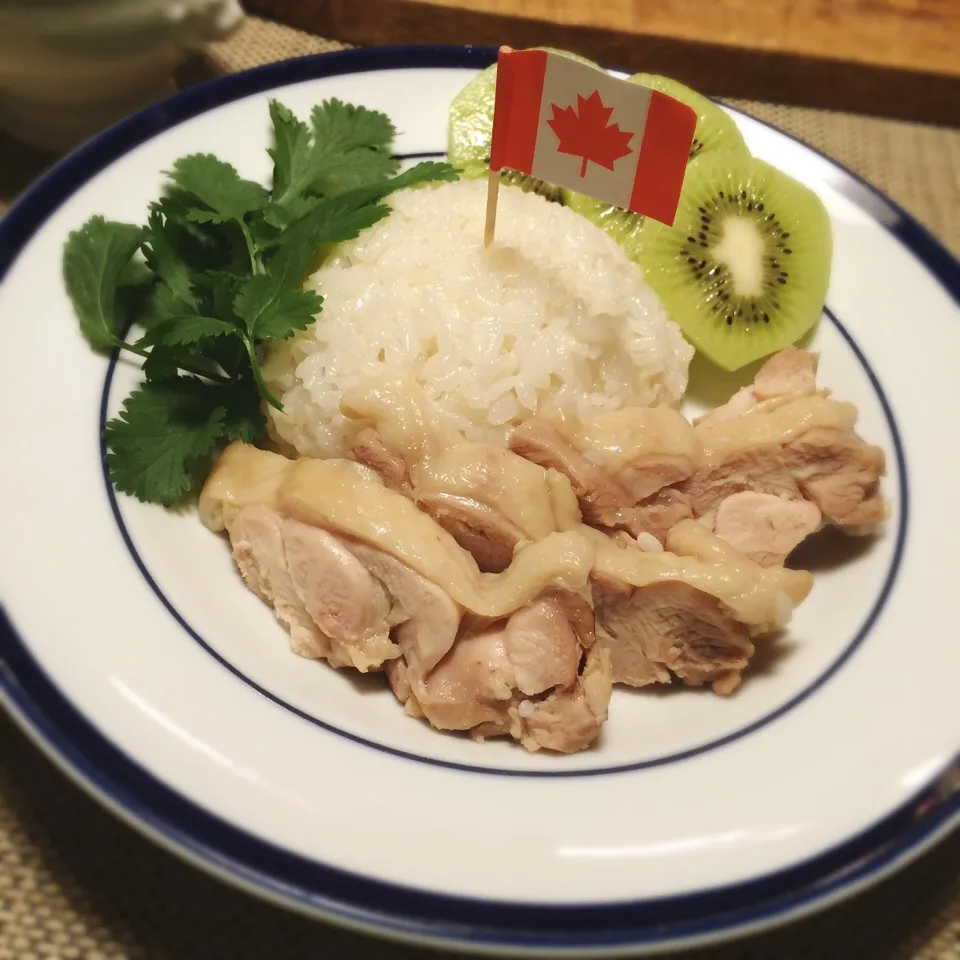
[1,14,959,960]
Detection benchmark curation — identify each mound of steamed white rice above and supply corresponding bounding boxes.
[262,178,693,458]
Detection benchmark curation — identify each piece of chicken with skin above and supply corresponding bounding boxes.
[214,503,403,671]
[342,374,582,572]
[694,345,821,430]
[202,441,597,619]
[351,427,411,495]
[508,408,700,542]
[388,587,611,754]
[201,441,607,752]
[588,519,813,694]
[198,449,403,670]
[349,534,607,753]
[352,422,528,572]
[224,504,333,661]
[784,427,887,528]
[594,580,753,695]
[684,347,886,565]
[381,549,594,726]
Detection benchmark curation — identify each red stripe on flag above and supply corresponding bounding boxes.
[489,49,548,175]
[628,90,697,226]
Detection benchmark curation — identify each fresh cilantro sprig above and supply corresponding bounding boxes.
[63,97,458,507]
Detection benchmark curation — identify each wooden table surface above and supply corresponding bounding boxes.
[250,0,960,125]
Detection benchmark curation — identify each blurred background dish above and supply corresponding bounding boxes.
[0,0,245,151]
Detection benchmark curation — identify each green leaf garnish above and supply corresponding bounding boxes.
[167,154,269,224]
[103,378,229,507]
[63,217,145,351]
[62,96,459,506]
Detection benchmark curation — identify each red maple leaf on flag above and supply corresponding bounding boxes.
[547,90,635,178]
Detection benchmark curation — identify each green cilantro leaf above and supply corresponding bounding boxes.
[142,210,196,306]
[269,162,458,271]
[137,284,237,345]
[268,98,398,216]
[308,99,397,194]
[151,314,238,346]
[141,344,187,383]
[268,100,314,207]
[167,154,268,224]
[193,270,243,317]
[149,191,240,274]
[234,280,323,341]
[262,195,318,230]
[312,98,395,156]
[218,378,267,442]
[115,257,157,334]
[63,217,144,350]
[104,378,228,506]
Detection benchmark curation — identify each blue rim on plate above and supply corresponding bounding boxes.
[0,44,958,954]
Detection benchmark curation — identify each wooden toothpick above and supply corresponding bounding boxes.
[483,45,514,248]
[484,167,501,248]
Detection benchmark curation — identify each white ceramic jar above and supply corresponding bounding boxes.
[0,0,245,152]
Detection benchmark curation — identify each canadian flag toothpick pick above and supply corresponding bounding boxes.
[484,48,697,247]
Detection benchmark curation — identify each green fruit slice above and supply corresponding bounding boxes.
[447,48,600,202]
[636,152,832,372]
[563,73,750,252]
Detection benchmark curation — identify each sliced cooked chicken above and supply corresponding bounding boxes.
[281,519,400,672]
[198,339,887,749]
[385,658,424,718]
[682,444,801,522]
[696,394,860,470]
[223,504,332,661]
[695,346,819,430]
[340,538,461,677]
[620,488,694,544]
[508,407,701,545]
[215,505,402,671]
[503,592,585,696]
[682,348,887,564]
[199,440,295,532]
[400,623,518,733]
[594,580,753,694]
[588,520,812,694]
[280,455,595,617]
[509,418,635,527]
[352,427,411,495]
[413,493,526,573]
[513,643,612,753]
[713,492,822,567]
[342,374,582,570]
[784,427,886,528]
[204,442,597,621]
[752,345,820,401]
[552,406,701,501]
[587,519,811,629]
[391,592,609,754]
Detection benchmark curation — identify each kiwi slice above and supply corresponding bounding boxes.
[447,48,600,203]
[636,152,832,372]
[563,73,749,253]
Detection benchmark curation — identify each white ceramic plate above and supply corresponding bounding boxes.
[0,46,958,957]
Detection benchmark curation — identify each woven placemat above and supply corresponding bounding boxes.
[1,14,958,960]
